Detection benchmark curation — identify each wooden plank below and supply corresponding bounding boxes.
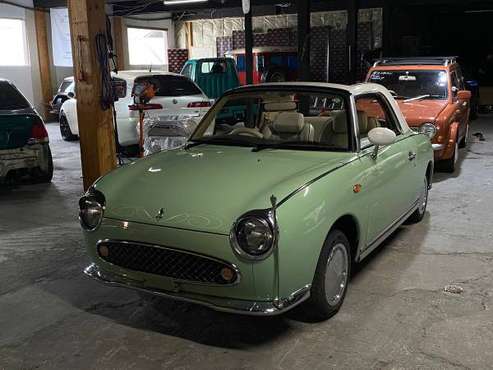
[34,9,53,120]
[112,16,125,71]
[67,0,116,191]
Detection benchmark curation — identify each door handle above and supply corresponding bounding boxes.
[408,151,417,161]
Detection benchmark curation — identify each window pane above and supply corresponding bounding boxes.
[0,19,27,66]
[128,27,168,66]
[133,75,201,97]
[0,81,30,110]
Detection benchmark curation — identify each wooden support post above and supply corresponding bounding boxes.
[186,21,193,52]
[68,0,116,191]
[112,16,125,71]
[296,0,311,81]
[244,10,253,85]
[34,9,53,120]
[346,0,358,84]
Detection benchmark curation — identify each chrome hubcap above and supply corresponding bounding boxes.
[418,178,428,214]
[325,243,349,306]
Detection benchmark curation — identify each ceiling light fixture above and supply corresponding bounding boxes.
[163,0,208,5]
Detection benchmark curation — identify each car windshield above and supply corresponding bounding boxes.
[58,80,73,93]
[0,81,30,110]
[189,89,351,151]
[368,70,448,100]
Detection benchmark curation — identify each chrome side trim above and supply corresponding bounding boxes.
[96,239,241,286]
[432,143,445,151]
[84,263,311,316]
[359,199,419,261]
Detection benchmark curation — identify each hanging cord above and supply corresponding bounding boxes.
[95,30,123,165]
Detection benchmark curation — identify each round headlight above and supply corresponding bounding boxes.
[79,190,105,231]
[419,122,437,139]
[231,215,274,259]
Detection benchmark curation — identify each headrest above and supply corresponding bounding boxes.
[357,110,368,132]
[332,113,348,134]
[272,112,304,133]
[264,101,297,112]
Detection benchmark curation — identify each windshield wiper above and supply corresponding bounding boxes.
[403,94,430,103]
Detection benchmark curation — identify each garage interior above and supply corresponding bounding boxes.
[1,0,493,369]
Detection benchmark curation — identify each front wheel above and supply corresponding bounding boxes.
[438,141,459,173]
[305,230,351,321]
[406,176,429,224]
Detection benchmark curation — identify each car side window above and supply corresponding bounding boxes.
[355,94,400,147]
[451,72,460,92]
[182,64,193,79]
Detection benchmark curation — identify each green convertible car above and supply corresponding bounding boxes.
[81,82,434,320]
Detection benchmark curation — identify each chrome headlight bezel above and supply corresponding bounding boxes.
[419,122,437,139]
[230,210,278,261]
[79,188,105,231]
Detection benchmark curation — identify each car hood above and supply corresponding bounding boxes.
[396,100,448,126]
[95,145,354,235]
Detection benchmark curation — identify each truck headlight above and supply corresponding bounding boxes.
[230,213,276,260]
[419,122,437,139]
[79,188,105,231]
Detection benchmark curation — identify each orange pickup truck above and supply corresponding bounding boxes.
[367,57,471,172]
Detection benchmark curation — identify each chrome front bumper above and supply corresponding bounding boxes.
[84,263,310,316]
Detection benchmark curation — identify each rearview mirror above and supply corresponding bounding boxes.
[368,127,396,158]
[457,90,472,101]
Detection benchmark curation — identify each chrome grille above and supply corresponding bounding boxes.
[97,240,238,285]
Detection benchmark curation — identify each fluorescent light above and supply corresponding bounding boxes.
[164,0,208,5]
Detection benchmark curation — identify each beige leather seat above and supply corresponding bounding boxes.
[357,110,379,138]
[270,112,314,142]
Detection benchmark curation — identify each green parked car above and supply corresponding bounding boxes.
[81,82,433,320]
[0,79,53,183]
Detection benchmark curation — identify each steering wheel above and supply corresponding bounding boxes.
[229,127,264,138]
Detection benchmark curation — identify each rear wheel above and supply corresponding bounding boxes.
[305,230,351,321]
[34,144,53,183]
[60,114,78,141]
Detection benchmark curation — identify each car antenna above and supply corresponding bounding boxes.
[148,64,152,72]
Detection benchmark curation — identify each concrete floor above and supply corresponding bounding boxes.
[1,118,492,370]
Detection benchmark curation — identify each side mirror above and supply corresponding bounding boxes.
[67,92,75,98]
[457,90,472,101]
[368,127,397,159]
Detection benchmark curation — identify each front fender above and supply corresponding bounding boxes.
[442,121,459,160]
[252,158,369,299]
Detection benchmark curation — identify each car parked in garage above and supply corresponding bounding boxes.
[367,57,471,172]
[50,76,75,117]
[80,82,433,320]
[59,71,211,146]
[0,79,53,183]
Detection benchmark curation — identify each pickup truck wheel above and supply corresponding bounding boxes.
[60,114,78,141]
[34,145,53,183]
[439,141,459,173]
[406,177,429,224]
[305,229,351,321]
